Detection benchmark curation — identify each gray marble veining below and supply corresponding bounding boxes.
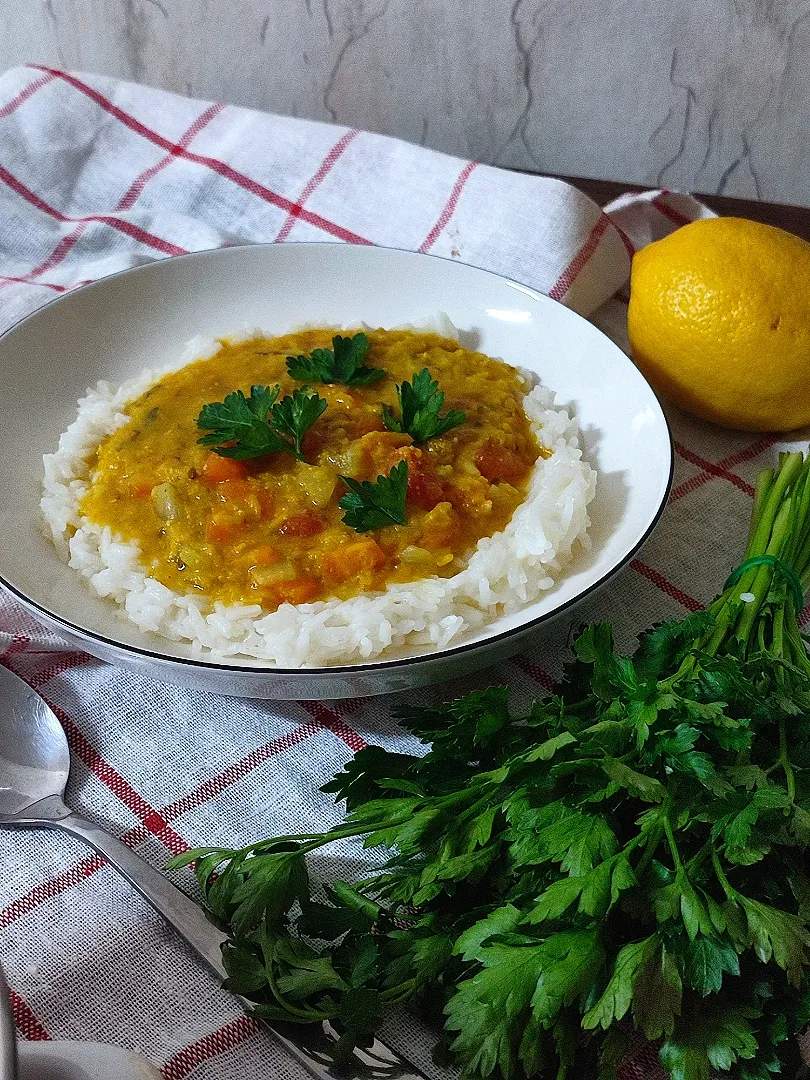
[1,0,809,204]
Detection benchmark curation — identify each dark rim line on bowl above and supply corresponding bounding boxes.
[0,242,675,677]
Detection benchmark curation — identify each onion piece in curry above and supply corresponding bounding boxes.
[80,329,548,611]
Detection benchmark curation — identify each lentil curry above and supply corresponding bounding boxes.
[81,329,545,610]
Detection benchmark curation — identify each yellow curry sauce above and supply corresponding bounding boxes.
[81,329,544,610]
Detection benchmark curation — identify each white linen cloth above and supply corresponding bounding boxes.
[0,64,805,1080]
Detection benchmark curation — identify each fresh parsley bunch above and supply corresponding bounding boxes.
[171,451,810,1080]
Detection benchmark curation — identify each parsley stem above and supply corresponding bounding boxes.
[380,978,418,1004]
[662,807,683,873]
[684,839,712,874]
[711,846,738,903]
[745,452,803,560]
[263,963,335,1021]
[778,716,796,804]
[290,819,416,858]
[632,827,663,878]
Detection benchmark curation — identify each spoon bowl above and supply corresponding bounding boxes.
[0,665,69,817]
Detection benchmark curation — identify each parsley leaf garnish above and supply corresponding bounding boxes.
[286,333,385,387]
[268,386,328,459]
[196,384,327,461]
[338,460,408,532]
[381,367,465,443]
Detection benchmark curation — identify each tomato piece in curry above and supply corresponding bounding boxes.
[80,329,546,610]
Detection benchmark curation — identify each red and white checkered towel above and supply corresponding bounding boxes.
[0,65,808,1080]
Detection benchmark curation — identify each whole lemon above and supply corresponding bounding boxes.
[627,216,810,432]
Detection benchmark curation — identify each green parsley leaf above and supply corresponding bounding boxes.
[268,386,328,458]
[197,384,327,461]
[286,332,385,386]
[453,905,524,962]
[338,460,408,532]
[197,384,287,459]
[582,935,657,1030]
[660,1005,760,1080]
[632,939,682,1040]
[381,368,465,444]
[738,896,810,985]
[683,934,739,996]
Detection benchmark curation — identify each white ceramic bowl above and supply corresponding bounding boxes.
[0,244,672,699]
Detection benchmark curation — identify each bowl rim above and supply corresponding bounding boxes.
[0,241,674,677]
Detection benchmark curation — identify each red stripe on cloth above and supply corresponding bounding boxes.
[719,435,777,468]
[37,67,373,246]
[0,161,187,256]
[299,701,367,752]
[53,706,188,853]
[0,273,66,292]
[1,104,221,295]
[548,215,610,301]
[611,220,637,258]
[630,558,703,612]
[21,221,89,281]
[0,724,321,928]
[0,72,56,119]
[1,632,33,659]
[617,1039,663,1080]
[275,128,360,243]
[116,102,225,211]
[8,988,51,1040]
[418,161,478,254]
[511,654,555,692]
[652,193,693,228]
[26,651,94,689]
[0,805,181,929]
[161,1017,263,1080]
[674,442,755,497]
[0,854,104,929]
[159,722,319,821]
[91,214,187,256]
[669,436,775,503]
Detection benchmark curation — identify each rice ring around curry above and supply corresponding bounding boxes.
[40,322,597,668]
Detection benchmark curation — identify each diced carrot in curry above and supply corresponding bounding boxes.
[248,544,279,567]
[349,430,413,481]
[419,502,460,550]
[474,440,531,485]
[279,512,326,537]
[206,516,242,543]
[403,451,445,510]
[79,328,541,612]
[201,451,249,485]
[264,575,320,606]
[321,538,387,582]
[216,479,253,503]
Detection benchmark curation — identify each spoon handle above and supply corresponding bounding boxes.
[49,811,428,1080]
[56,810,229,978]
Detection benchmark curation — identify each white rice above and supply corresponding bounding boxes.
[41,327,597,668]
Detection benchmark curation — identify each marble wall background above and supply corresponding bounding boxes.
[1,0,809,205]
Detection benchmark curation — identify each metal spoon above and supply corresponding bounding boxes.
[0,664,425,1080]
[0,960,18,1080]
